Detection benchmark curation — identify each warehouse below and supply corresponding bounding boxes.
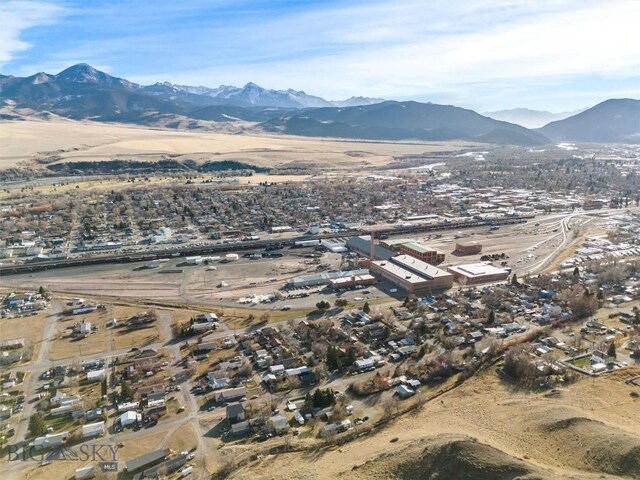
[321,239,348,253]
[454,242,483,255]
[447,263,510,284]
[370,255,453,294]
[329,274,377,290]
[398,242,445,264]
[379,238,413,250]
[286,269,370,288]
[346,235,394,260]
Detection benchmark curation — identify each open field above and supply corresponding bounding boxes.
[109,305,163,350]
[0,311,48,360]
[48,309,109,361]
[232,369,640,480]
[0,118,473,171]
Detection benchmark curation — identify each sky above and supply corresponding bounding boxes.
[1,0,639,112]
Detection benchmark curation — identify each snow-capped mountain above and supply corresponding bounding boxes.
[159,81,384,108]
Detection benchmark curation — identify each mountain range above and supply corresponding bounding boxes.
[1,63,638,145]
[483,108,584,129]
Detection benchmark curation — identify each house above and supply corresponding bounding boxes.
[206,373,230,390]
[142,452,188,478]
[51,405,73,416]
[468,331,483,342]
[33,431,69,449]
[225,403,245,424]
[120,410,141,427]
[0,350,23,365]
[231,420,251,436]
[117,401,139,412]
[82,421,105,438]
[85,407,102,421]
[270,414,289,434]
[86,369,105,382]
[125,448,170,473]
[75,466,96,480]
[0,339,25,351]
[299,371,318,385]
[214,387,246,404]
[407,379,421,389]
[396,385,415,399]
[354,358,375,371]
[146,392,165,409]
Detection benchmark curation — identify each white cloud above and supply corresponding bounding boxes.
[131,0,639,106]
[0,0,64,67]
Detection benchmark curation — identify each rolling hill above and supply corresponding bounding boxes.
[260,101,551,146]
[538,98,640,143]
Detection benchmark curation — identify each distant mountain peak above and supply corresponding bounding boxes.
[538,98,640,143]
[484,107,584,129]
[57,63,101,81]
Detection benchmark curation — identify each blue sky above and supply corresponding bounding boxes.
[1,0,639,111]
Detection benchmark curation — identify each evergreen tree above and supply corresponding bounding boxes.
[573,266,580,277]
[487,309,496,324]
[28,413,47,438]
[511,273,518,286]
[607,342,616,358]
[346,346,357,366]
[120,382,133,401]
[362,302,371,314]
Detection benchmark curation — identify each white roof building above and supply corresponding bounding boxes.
[82,421,105,438]
[120,410,141,426]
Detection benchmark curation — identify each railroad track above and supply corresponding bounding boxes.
[0,217,528,275]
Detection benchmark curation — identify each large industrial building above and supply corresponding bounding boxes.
[379,239,445,264]
[370,255,453,294]
[346,236,394,260]
[447,263,510,284]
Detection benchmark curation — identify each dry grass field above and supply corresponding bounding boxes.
[48,309,109,360]
[0,311,48,360]
[0,117,472,172]
[231,369,640,480]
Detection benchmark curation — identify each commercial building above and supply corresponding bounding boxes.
[329,274,377,290]
[286,269,370,288]
[370,255,453,294]
[447,263,510,284]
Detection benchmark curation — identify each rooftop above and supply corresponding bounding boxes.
[391,255,452,279]
[448,263,509,277]
[400,242,439,254]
